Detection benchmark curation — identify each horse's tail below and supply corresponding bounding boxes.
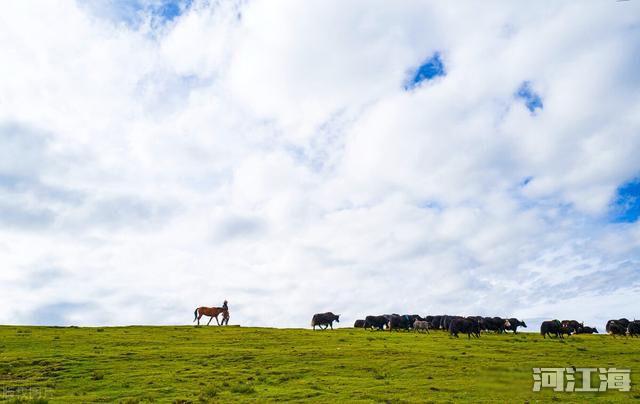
[193,308,198,322]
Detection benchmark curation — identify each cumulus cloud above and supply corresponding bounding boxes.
[1,0,639,329]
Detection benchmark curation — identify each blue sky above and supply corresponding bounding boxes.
[516,81,543,113]
[405,52,445,90]
[611,179,640,223]
[1,1,640,329]
[87,0,193,24]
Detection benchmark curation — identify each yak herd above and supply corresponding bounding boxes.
[358,314,526,339]
[311,312,640,339]
[311,312,527,338]
[539,318,640,338]
[605,318,640,337]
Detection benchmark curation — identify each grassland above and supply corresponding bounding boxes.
[0,325,639,403]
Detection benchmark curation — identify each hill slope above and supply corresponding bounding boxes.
[0,326,638,402]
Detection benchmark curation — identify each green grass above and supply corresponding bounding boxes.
[0,326,639,403]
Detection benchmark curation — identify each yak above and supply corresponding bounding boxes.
[388,315,413,331]
[627,321,640,337]
[560,326,574,337]
[606,319,628,337]
[575,326,598,334]
[540,320,563,339]
[505,318,527,334]
[442,315,462,331]
[449,317,482,339]
[311,312,340,330]
[353,319,365,328]
[413,320,430,333]
[561,320,583,334]
[483,317,510,333]
[363,315,388,330]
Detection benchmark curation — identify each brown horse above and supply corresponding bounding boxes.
[193,300,230,326]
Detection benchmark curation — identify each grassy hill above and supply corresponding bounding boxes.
[0,325,638,403]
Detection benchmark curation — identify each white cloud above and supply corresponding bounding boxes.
[0,0,639,329]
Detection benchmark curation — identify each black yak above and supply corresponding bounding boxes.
[311,312,340,330]
[388,315,413,331]
[575,326,598,334]
[449,317,481,339]
[560,326,574,337]
[628,321,640,337]
[505,318,527,334]
[540,320,563,339]
[363,315,388,330]
[483,317,510,333]
[606,319,628,337]
[561,320,583,333]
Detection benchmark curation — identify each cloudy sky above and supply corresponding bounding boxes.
[1,0,640,329]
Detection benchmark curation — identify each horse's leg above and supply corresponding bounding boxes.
[197,314,201,326]
[207,316,213,326]
[215,315,220,326]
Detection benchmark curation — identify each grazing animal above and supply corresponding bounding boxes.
[559,326,574,337]
[561,320,583,334]
[505,318,527,334]
[606,319,629,337]
[311,312,340,330]
[388,315,413,331]
[627,321,640,337]
[364,315,388,330]
[441,315,451,330]
[618,318,631,328]
[413,320,430,333]
[430,316,443,329]
[400,314,425,329]
[407,314,425,323]
[193,300,229,326]
[607,322,627,337]
[483,317,510,333]
[449,317,482,339]
[575,326,598,334]
[353,319,365,328]
[540,320,563,339]
[442,315,460,331]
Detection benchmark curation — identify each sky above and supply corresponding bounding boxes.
[1,0,640,330]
